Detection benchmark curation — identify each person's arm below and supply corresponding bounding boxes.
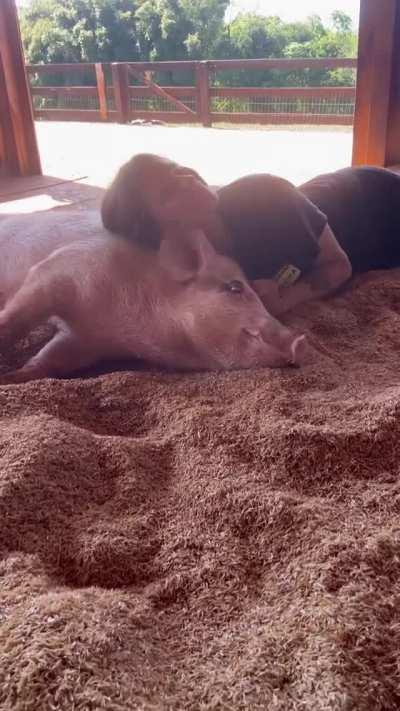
[252,224,352,315]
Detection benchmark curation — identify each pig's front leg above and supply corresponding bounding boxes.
[0,328,98,384]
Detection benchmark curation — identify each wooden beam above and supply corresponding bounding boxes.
[196,62,211,127]
[0,0,41,176]
[33,109,118,122]
[352,0,398,166]
[30,86,100,97]
[95,63,108,121]
[385,3,400,164]
[26,62,96,74]
[0,53,19,177]
[111,63,129,123]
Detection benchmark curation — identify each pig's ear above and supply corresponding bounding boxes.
[158,229,217,281]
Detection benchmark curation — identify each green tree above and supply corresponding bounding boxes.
[332,9,354,33]
[21,0,229,64]
[135,0,228,61]
[21,0,141,63]
[283,12,356,86]
[20,1,357,93]
[214,14,291,87]
[223,14,287,59]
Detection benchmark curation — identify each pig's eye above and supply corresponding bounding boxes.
[224,280,244,294]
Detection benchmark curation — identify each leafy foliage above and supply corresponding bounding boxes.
[20,1,357,88]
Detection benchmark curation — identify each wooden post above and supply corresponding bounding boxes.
[95,63,108,121]
[352,0,399,166]
[111,63,129,124]
[196,61,211,127]
[0,0,41,176]
[0,53,19,176]
[384,3,400,165]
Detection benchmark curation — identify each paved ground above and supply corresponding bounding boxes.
[35,121,354,189]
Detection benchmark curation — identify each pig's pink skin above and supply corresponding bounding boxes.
[0,210,306,383]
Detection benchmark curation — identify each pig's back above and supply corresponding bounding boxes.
[0,209,107,299]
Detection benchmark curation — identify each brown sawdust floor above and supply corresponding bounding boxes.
[1,267,400,709]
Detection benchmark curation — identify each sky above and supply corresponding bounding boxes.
[226,0,360,27]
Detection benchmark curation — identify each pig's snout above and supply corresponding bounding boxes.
[269,334,307,368]
[288,334,307,366]
[259,320,308,368]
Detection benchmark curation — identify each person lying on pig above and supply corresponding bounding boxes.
[101,155,400,316]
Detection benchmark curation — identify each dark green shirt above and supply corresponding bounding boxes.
[217,166,400,280]
[217,173,326,282]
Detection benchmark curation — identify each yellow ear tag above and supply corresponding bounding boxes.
[275,264,301,287]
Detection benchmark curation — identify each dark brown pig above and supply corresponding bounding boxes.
[0,210,306,383]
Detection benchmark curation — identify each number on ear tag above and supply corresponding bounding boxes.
[275,264,301,288]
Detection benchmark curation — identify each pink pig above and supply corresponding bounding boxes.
[0,209,306,383]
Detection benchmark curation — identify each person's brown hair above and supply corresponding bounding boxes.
[101,153,170,249]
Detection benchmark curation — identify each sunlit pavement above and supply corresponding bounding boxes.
[36,120,353,189]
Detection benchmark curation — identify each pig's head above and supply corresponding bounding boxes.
[149,229,307,372]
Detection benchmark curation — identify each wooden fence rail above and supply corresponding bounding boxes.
[26,57,358,127]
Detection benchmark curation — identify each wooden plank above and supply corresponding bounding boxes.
[127,61,197,72]
[111,63,129,123]
[352,0,397,165]
[0,52,19,176]
[26,63,96,74]
[352,0,379,164]
[196,62,211,127]
[128,66,195,115]
[33,109,117,122]
[385,2,400,164]
[0,177,104,217]
[30,86,99,96]
[0,0,41,176]
[27,58,357,75]
[95,63,108,121]
[128,58,356,72]
[0,174,86,202]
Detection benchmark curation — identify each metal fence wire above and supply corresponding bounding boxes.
[33,92,354,118]
[32,94,101,110]
[211,95,355,116]
[129,96,197,113]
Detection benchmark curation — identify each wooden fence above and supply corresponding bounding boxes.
[26,57,357,127]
